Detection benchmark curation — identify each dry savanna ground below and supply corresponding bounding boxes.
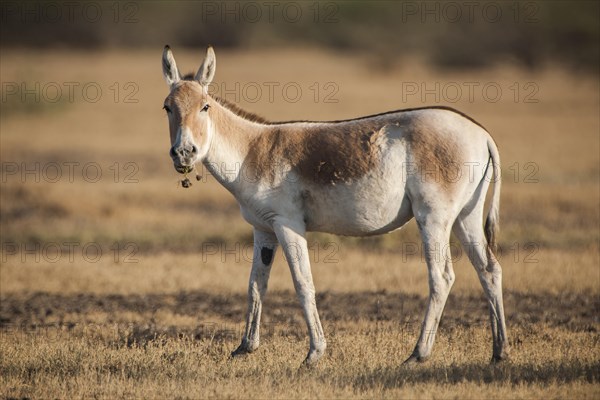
[1,49,599,398]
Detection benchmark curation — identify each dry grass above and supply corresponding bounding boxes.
[1,49,599,398]
[1,323,599,399]
[1,246,598,297]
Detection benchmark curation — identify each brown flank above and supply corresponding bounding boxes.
[244,120,385,185]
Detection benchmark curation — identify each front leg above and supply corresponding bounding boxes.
[273,220,326,366]
[232,229,278,357]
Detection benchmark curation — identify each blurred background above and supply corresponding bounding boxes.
[1,1,598,71]
[1,0,598,283]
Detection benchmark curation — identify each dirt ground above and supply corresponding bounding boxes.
[2,290,598,334]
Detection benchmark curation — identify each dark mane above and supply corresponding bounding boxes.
[213,96,270,124]
[183,72,488,132]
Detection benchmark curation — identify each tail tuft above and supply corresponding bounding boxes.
[485,211,498,254]
[485,138,501,255]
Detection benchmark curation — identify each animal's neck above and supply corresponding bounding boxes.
[202,100,265,196]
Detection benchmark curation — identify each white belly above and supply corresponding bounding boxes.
[300,145,413,236]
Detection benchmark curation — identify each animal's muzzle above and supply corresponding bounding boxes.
[170,144,197,159]
[170,145,198,174]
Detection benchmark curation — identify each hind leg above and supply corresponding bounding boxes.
[453,212,509,362]
[405,214,455,363]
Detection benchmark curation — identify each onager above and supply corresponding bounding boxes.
[161,46,509,365]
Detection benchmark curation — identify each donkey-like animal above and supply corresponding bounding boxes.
[161,46,509,365]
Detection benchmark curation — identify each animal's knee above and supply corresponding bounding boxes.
[295,282,316,302]
[484,260,503,283]
[430,268,454,298]
[444,270,455,287]
[486,259,502,273]
[443,262,456,287]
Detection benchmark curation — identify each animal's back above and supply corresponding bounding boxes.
[263,108,493,236]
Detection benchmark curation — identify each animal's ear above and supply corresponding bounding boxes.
[195,46,216,87]
[162,45,180,87]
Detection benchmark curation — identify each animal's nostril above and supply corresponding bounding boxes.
[191,145,198,154]
[170,147,177,157]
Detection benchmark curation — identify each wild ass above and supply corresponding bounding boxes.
[161,46,509,365]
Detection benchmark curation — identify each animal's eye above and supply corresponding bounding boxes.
[201,103,210,112]
[163,105,171,113]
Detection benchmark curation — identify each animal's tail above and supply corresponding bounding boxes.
[484,137,501,254]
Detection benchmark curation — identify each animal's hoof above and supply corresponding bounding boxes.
[299,358,319,370]
[491,353,509,364]
[301,357,318,367]
[491,345,510,364]
[402,354,427,366]
[300,348,326,368]
[230,345,252,358]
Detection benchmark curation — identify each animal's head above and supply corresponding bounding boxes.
[162,46,216,174]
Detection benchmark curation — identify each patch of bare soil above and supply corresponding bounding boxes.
[2,290,597,332]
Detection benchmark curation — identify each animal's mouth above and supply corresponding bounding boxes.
[174,164,194,174]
